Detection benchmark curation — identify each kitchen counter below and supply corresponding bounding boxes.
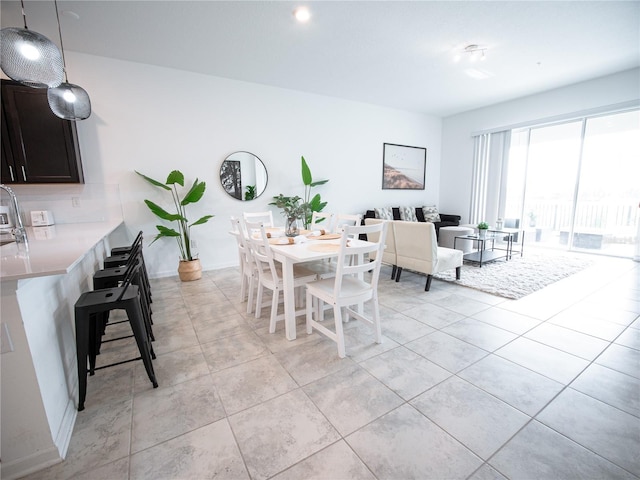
[0,221,123,281]
[1,220,127,479]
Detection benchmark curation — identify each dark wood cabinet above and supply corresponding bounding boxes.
[1,79,84,184]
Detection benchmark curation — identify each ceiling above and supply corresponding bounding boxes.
[1,1,639,117]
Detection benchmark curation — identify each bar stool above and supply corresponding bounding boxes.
[104,231,151,297]
[75,258,158,411]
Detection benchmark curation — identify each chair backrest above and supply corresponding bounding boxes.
[364,218,396,264]
[332,222,387,299]
[333,213,362,234]
[230,216,249,271]
[310,211,333,232]
[243,219,280,285]
[393,221,438,274]
[243,211,274,227]
[116,255,143,301]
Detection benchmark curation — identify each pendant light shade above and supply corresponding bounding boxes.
[46,0,91,120]
[0,27,64,88]
[47,82,91,120]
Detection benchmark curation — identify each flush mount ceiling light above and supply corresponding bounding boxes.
[453,44,487,63]
[293,6,311,23]
[47,0,91,120]
[0,0,64,88]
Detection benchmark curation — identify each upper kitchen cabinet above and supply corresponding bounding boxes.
[1,79,84,184]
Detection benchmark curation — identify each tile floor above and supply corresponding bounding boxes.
[23,253,640,480]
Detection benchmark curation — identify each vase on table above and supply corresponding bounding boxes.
[285,217,300,237]
[478,229,487,239]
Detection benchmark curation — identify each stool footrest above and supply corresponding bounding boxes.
[93,356,142,371]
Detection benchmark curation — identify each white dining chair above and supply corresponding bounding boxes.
[310,211,334,232]
[305,222,387,358]
[230,217,260,313]
[333,213,362,235]
[365,218,398,279]
[243,211,274,227]
[244,219,317,333]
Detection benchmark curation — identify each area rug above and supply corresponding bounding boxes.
[433,252,593,300]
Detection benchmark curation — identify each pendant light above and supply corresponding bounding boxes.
[0,0,64,88]
[47,0,91,120]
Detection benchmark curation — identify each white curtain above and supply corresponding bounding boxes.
[469,131,511,226]
[469,134,490,225]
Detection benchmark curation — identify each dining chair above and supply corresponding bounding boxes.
[243,211,274,227]
[305,221,387,358]
[394,221,463,291]
[365,218,398,279]
[230,217,258,313]
[310,211,334,232]
[244,219,317,333]
[333,213,362,235]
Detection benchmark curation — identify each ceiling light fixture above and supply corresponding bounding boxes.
[453,44,487,63]
[0,0,64,88]
[47,0,91,120]
[293,6,311,23]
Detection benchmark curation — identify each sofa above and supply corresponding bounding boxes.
[363,206,461,238]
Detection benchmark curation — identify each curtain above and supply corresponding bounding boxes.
[469,131,511,225]
[469,134,490,225]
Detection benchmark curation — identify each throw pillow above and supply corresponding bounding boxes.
[400,206,417,222]
[422,205,441,223]
[392,207,402,220]
[374,207,394,220]
[415,207,426,222]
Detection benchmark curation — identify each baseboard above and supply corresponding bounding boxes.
[0,446,62,480]
[53,397,78,458]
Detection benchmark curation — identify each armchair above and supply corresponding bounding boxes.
[393,221,463,291]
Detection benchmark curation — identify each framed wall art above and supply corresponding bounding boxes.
[382,143,426,190]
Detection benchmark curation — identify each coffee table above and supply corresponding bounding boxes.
[454,229,521,267]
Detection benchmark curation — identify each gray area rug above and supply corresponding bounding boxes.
[434,251,593,300]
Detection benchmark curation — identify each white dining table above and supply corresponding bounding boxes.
[269,236,371,340]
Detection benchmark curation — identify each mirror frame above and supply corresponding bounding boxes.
[219,151,268,201]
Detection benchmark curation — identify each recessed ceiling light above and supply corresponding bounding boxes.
[293,7,311,23]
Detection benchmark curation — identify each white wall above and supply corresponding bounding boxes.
[64,52,441,277]
[440,68,640,223]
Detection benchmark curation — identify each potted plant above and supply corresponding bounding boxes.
[136,170,214,281]
[477,221,489,239]
[301,156,329,229]
[269,194,308,237]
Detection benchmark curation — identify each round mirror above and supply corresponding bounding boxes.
[220,151,268,201]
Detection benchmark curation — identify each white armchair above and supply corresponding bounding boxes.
[364,218,398,279]
[393,221,463,291]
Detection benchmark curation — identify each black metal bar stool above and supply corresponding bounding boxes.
[75,258,158,411]
[104,231,152,299]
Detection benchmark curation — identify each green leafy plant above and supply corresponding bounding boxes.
[244,185,256,201]
[301,156,328,228]
[477,221,489,230]
[136,170,214,261]
[269,194,308,220]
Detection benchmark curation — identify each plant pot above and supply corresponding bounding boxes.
[478,229,487,239]
[178,259,202,281]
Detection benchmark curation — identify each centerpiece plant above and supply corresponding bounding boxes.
[136,170,214,280]
[477,221,489,239]
[269,194,308,237]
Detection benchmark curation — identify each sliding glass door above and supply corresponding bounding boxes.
[504,109,640,258]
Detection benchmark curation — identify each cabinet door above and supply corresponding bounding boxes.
[1,80,84,183]
[1,105,17,182]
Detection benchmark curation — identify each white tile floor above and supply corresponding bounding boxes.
[23,253,640,479]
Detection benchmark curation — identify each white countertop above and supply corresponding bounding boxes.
[0,221,124,281]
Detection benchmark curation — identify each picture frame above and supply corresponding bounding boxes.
[382,143,426,190]
[220,159,242,200]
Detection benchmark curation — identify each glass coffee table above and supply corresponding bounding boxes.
[454,229,522,267]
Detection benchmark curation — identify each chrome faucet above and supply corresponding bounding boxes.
[0,183,28,247]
